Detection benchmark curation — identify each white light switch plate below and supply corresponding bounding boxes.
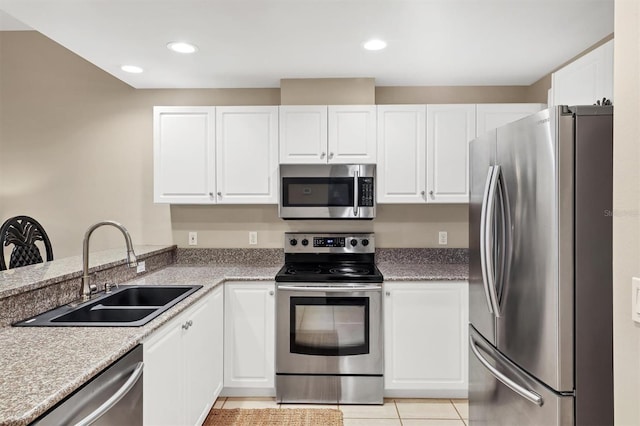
[188,232,197,246]
[632,277,640,323]
[136,261,146,274]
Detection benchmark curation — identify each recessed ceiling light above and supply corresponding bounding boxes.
[121,65,144,73]
[363,39,387,51]
[167,41,198,54]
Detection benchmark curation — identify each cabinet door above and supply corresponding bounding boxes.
[328,105,377,164]
[426,105,475,203]
[153,107,216,204]
[384,281,468,398]
[224,282,275,392]
[279,106,328,164]
[143,315,186,426]
[184,289,221,426]
[377,105,427,203]
[216,106,279,204]
[552,39,613,106]
[476,103,545,136]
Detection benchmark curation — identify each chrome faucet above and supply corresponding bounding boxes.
[81,221,138,299]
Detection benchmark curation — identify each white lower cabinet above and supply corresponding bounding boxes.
[384,281,468,398]
[143,285,224,426]
[223,281,275,396]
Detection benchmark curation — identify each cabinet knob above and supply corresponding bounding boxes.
[421,191,425,196]
[429,190,434,196]
[329,152,334,159]
[217,192,222,197]
[320,152,326,159]
[269,290,274,296]
[385,291,391,296]
[209,192,214,197]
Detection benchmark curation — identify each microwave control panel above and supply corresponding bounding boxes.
[358,177,375,207]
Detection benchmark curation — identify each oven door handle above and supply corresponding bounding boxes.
[277,285,382,292]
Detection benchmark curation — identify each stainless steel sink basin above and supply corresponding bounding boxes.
[13,285,202,327]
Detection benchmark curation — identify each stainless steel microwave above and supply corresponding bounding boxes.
[279,164,375,219]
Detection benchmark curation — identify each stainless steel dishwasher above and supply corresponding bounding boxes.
[33,345,143,426]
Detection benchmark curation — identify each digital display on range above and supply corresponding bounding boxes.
[313,237,345,247]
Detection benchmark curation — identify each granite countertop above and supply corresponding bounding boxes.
[0,249,468,426]
[0,264,281,426]
[0,245,176,299]
[378,262,468,281]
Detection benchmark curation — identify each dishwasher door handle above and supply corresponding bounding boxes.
[74,361,144,426]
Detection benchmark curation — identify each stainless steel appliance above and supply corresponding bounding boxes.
[275,232,384,404]
[279,164,375,219]
[469,105,613,426]
[34,345,143,425]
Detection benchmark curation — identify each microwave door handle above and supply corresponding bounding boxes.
[353,170,359,216]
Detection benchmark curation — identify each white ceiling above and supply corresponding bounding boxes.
[0,0,614,89]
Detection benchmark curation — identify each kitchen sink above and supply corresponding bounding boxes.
[13,285,202,327]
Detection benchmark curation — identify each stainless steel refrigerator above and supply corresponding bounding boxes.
[468,105,613,426]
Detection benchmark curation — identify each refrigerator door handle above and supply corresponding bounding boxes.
[480,166,496,314]
[485,165,502,317]
[469,333,544,407]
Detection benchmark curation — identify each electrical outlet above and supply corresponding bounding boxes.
[188,232,198,246]
[438,231,448,245]
[633,277,640,323]
[249,231,258,245]
[136,261,146,273]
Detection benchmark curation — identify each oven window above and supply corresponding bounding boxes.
[282,178,354,207]
[290,297,369,356]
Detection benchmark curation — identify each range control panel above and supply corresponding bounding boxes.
[284,232,374,254]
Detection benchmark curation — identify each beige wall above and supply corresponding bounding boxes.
[281,78,375,105]
[613,1,640,425]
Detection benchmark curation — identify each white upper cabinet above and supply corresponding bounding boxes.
[426,104,476,203]
[216,106,279,204]
[377,105,427,203]
[476,103,546,136]
[279,106,328,164]
[279,105,377,164]
[154,106,278,204]
[328,105,377,164]
[153,106,216,204]
[551,39,614,106]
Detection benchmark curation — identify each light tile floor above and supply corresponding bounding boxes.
[213,397,469,426]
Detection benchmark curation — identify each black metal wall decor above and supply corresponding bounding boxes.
[0,215,53,271]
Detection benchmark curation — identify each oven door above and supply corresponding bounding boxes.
[276,283,383,375]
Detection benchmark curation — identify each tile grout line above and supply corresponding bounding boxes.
[393,398,405,426]
[450,398,464,421]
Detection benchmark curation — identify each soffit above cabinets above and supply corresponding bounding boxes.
[0,0,613,89]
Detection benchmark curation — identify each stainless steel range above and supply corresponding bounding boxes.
[275,232,384,405]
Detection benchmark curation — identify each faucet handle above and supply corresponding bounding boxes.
[105,282,119,293]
